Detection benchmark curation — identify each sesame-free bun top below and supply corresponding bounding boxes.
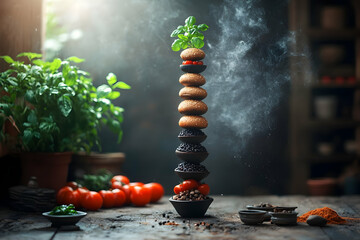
[180,48,205,61]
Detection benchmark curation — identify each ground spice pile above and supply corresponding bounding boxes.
[297,207,346,224]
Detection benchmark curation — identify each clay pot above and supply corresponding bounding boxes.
[321,6,346,29]
[70,152,125,179]
[20,152,72,191]
[307,178,338,196]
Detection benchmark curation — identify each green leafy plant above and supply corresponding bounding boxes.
[170,16,209,51]
[0,52,130,152]
[49,204,78,215]
[79,170,113,192]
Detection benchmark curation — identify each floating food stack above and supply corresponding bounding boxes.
[169,48,213,218]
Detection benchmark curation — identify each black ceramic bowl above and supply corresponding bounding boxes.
[238,210,267,225]
[180,64,207,74]
[274,206,298,212]
[246,205,275,222]
[178,135,207,144]
[175,150,209,164]
[269,211,298,226]
[169,197,213,218]
[174,169,209,181]
[42,211,87,227]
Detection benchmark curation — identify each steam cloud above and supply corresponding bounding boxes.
[206,0,290,146]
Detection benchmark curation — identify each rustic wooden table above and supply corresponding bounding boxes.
[0,195,359,240]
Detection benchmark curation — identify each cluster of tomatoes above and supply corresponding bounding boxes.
[173,179,210,195]
[182,60,204,65]
[56,175,164,211]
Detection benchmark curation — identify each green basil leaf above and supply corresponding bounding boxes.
[25,90,35,103]
[191,37,204,48]
[17,52,42,60]
[181,41,188,49]
[194,32,204,40]
[170,29,179,37]
[107,91,120,99]
[27,111,37,125]
[185,16,196,26]
[58,95,72,117]
[171,39,182,52]
[198,24,209,31]
[178,34,187,40]
[106,73,117,85]
[113,81,131,89]
[50,58,62,73]
[97,85,112,98]
[66,56,85,63]
[0,56,14,64]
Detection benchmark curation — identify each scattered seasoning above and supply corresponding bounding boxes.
[172,189,207,201]
[165,221,179,226]
[176,143,207,152]
[175,162,209,172]
[178,129,205,137]
[297,207,346,224]
[273,209,293,213]
[254,203,275,208]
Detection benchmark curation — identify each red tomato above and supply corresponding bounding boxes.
[111,175,130,185]
[144,183,164,203]
[56,186,73,204]
[76,187,89,206]
[128,182,144,191]
[82,191,103,211]
[62,189,80,208]
[112,189,126,207]
[66,181,79,190]
[130,186,151,207]
[122,185,132,204]
[198,61,203,65]
[184,60,193,65]
[99,190,115,208]
[182,179,199,191]
[198,184,210,195]
[173,184,183,194]
[111,181,123,189]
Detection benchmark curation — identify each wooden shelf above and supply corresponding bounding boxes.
[307,28,360,40]
[311,83,360,89]
[305,119,360,129]
[308,154,358,163]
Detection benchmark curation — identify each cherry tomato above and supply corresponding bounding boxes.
[60,189,80,208]
[76,187,89,206]
[99,190,115,208]
[111,181,123,189]
[128,182,144,191]
[198,184,210,196]
[66,181,79,190]
[130,186,151,207]
[181,179,199,191]
[173,184,183,194]
[144,183,164,203]
[111,175,130,185]
[122,185,132,204]
[112,189,126,207]
[56,186,73,204]
[197,61,203,65]
[183,60,193,65]
[82,191,103,211]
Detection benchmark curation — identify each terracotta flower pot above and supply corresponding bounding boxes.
[307,178,337,196]
[20,152,72,191]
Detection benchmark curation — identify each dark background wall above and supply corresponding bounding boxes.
[52,0,290,195]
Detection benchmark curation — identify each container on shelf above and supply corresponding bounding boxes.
[307,178,338,196]
[317,142,334,156]
[319,45,345,66]
[314,96,338,120]
[321,6,346,29]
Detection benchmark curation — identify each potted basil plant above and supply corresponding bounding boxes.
[0,52,130,190]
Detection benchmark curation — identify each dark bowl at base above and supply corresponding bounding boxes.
[180,64,207,74]
[169,197,213,218]
[42,211,87,227]
[175,150,209,164]
[174,169,209,181]
[246,205,275,221]
[269,211,298,226]
[178,135,207,144]
[238,210,267,225]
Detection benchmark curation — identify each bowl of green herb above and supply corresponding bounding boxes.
[42,204,87,227]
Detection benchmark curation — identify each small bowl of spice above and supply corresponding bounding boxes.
[238,210,267,225]
[246,203,276,221]
[42,204,87,227]
[269,208,298,226]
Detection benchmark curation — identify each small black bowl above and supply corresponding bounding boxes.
[269,211,298,226]
[178,135,207,144]
[42,211,87,227]
[174,169,209,181]
[169,197,213,218]
[238,210,267,225]
[274,206,298,212]
[246,205,275,222]
[180,64,207,73]
[175,150,209,164]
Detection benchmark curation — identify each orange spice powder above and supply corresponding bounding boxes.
[297,207,346,224]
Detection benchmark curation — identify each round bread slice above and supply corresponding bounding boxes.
[179,116,208,129]
[179,73,206,87]
[179,87,207,100]
[180,48,205,61]
[178,100,208,115]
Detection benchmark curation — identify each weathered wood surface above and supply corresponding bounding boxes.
[0,196,359,240]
